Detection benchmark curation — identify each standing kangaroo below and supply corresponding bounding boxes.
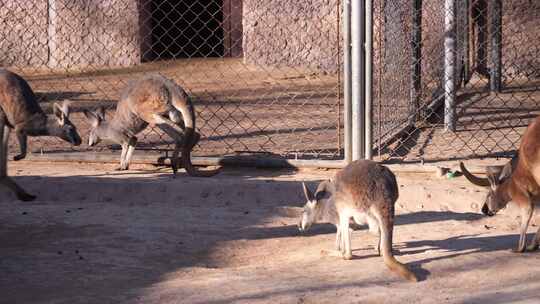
[298,160,418,282]
[83,74,219,177]
[0,69,82,201]
[460,116,540,253]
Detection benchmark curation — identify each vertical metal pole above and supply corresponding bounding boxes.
[351,0,365,160]
[411,0,422,124]
[463,0,471,84]
[490,0,502,92]
[343,0,352,164]
[474,0,489,78]
[47,0,58,68]
[364,0,373,160]
[444,0,457,132]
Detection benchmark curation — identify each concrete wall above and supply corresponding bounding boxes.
[0,0,536,76]
[0,0,142,70]
[0,1,49,67]
[242,0,340,73]
[502,0,540,79]
[48,0,141,69]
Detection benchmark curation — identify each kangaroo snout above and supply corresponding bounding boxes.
[298,220,306,233]
[72,135,82,146]
[481,203,494,216]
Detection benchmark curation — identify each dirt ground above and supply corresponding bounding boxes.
[1,161,540,304]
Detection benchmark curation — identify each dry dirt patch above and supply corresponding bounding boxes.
[1,161,539,304]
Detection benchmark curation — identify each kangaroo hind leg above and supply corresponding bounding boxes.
[169,109,185,130]
[155,122,184,177]
[514,204,533,253]
[0,122,35,201]
[526,207,539,251]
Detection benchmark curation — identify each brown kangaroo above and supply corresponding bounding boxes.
[461,116,540,253]
[298,160,418,282]
[83,74,219,177]
[0,69,82,201]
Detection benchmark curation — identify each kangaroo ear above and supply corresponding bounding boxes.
[486,171,499,191]
[83,109,99,127]
[315,180,332,200]
[53,103,66,124]
[97,106,106,120]
[60,100,71,118]
[302,182,314,202]
[499,161,513,181]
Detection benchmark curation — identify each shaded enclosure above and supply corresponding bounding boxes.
[145,0,225,60]
[373,0,540,161]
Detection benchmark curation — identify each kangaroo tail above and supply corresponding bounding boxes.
[379,216,418,282]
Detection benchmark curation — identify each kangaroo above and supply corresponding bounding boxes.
[298,160,418,282]
[83,74,219,177]
[460,117,540,253]
[0,69,82,201]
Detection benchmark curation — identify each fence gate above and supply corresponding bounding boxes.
[372,0,540,163]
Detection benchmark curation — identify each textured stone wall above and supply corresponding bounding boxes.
[242,0,340,73]
[0,1,49,67]
[502,0,540,78]
[0,0,142,70]
[48,0,142,69]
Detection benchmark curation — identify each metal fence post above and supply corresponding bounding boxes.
[351,0,365,160]
[343,0,352,164]
[490,0,502,92]
[47,0,58,68]
[411,0,422,125]
[364,0,373,160]
[444,0,457,132]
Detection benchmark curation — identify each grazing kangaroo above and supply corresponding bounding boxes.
[0,69,82,201]
[461,118,540,253]
[83,74,219,177]
[298,160,418,282]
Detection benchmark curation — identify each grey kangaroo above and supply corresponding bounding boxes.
[0,69,81,201]
[83,74,219,177]
[298,160,418,282]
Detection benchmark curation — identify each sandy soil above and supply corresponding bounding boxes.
[1,161,539,304]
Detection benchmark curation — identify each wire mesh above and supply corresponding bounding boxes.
[0,0,343,162]
[373,0,540,162]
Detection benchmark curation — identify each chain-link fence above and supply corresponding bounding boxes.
[1,0,343,162]
[2,1,539,166]
[373,0,540,162]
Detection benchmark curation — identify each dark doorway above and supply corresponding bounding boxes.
[147,0,225,60]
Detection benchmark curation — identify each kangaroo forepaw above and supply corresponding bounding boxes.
[320,249,344,259]
[13,154,26,161]
[17,192,36,201]
[342,252,353,260]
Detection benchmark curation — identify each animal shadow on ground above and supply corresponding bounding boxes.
[299,211,485,281]
[0,173,336,303]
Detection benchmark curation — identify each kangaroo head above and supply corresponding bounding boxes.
[482,168,512,216]
[47,102,82,146]
[298,180,333,232]
[460,160,514,216]
[83,107,106,146]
